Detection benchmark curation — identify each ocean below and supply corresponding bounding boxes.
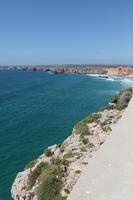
[0,70,132,200]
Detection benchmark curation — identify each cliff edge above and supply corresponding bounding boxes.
[68,89,133,200]
[11,88,132,200]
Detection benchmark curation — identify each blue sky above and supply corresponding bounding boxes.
[0,0,133,65]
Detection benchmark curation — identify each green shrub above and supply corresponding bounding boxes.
[100,141,104,145]
[110,94,119,104]
[63,152,80,159]
[83,113,102,124]
[82,138,89,145]
[57,143,62,148]
[116,94,132,110]
[102,126,112,132]
[80,125,90,135]
[63,152,73,159]
[121,87,132,93]
[25,160,37,169]
[61,159,70,166]
[37,165,64,200]
[79,135,89,145]
[51,158,69,166]
[80,146,87,152]
[87,142,94,148]
[112,87,132,110]
[74,113,101,135]
[124,95,132,102]
[107,105,116,110]
[44,148,54,157]
[105,87,133,110]
[27,162,49,189]
[64,188,70,194]
[116,104,126,110]
[100,102,118,112]
[100,119,110,127]
[51,158,62,165]
[74,122,90,135]
[75,170,81,174]
[80,135,94,148]
[55,196,67,200]
[99,107,107,111]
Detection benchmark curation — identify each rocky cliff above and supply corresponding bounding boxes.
[11,88,132,200]
[1,66,133,77]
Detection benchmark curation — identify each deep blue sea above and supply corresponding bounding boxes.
[0,70,133,200]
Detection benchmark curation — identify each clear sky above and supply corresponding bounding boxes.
[0,0,133,65]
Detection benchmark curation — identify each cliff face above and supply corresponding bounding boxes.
[50,67,133,77]
[11,110,120,200]
[49,67,107,75]
[1,66,133,77]
[106,67,133,77]
[11,88,132,200]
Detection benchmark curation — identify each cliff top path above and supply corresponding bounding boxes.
[68,96,133,200]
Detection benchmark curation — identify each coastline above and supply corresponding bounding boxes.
[68,91,133,200]
[11,88,132,200]
[1,66,133,78]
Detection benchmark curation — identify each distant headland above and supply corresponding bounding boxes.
[1,65,133,78]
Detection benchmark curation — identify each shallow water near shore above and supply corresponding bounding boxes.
[0,70,132,200]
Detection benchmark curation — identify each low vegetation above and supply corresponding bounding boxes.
[25,160,37,169]
[27,162,66,200]
[57,143,62,148]
[100,141,104,145]
[86,142,94,148]
[79,135,94,148]
[51,158,69,166]
[100,119,110,127]
[116,87,132,110]
[74,113,101,135]
[74,122,90,135]
[110,94,120,104]
[64,188,70,194]
[100,104,116,111]
[44,148,54,157]
[63,152,80,159]
[75,170,81,174]
[80,146,87,152]
[37,165,64,200]
[100,87,132,111]
[100,119,111,131]
[79,135,89,145]
[84,113,102,123]
[27,162,49,190]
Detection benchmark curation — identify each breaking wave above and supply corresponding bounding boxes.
[120,78,133,86]
[86,74,133,87]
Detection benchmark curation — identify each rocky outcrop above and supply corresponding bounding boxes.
[11,88,132,200]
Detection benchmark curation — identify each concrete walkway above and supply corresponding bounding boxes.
[68,97,133,200]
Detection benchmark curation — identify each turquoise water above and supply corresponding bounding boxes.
[0,70,132,200]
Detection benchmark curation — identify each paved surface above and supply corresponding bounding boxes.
[68,97,133,200]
